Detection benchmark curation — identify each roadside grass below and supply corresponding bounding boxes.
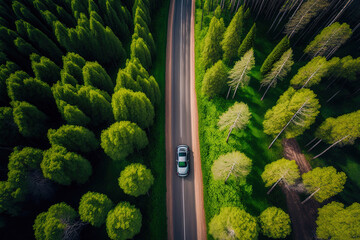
[195,9,290,240]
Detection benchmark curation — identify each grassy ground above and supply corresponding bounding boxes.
[195,8,290,240]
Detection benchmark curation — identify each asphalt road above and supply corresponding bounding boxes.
[169,0,197,239]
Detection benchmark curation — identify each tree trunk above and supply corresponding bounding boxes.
[225,163,236,183]
[312,135,349,159]
[267,177,283,194]
[268,100,309,149]
[307,139,322,152]
[226,86,232,99]
[326,0,353,27]
[301,188,320,204]
[301,67,320,89]
[326,90,341,103]
[305,137,318,147]
[226,125,234,143]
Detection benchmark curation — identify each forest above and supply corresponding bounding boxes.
[0,0,168,239]
[195,0,360,239]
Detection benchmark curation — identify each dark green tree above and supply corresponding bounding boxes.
[260,36,290,75]
[112,88,154,129]
[83,61,114,94]
[0,61,19,104]
[79,191,113,227]
[41,145,92,185]
[201,60,228,98]
[100,121,148,161]
[130,38,152,70]
[30,53,60,85]
[118,163,154,197]
[106,202,142,240]
[61,52,86,85]
[0,107,19,145]
[238,23,256,58]
[47,125,99,153]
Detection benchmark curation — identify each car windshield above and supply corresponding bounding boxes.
[178,162,187,167]
[179,152,186,156]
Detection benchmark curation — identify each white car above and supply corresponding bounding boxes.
[176,145,190,177]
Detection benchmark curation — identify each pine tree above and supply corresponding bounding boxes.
[41,145,92,185]
[238,23,256,58]
[201,16,225,70]
[61,52,86,85]
[13,37,40,56]
[304,22,352,58]
[201,60,228,98]
[261,49,294,100]
[130,37,152,70]
[112,88,154,129]
[83,61,114,94]
[227,49,255,99]
[100,121,148,161]
[118,163,154,197]
[30,53,60,85]
[211,151,252,183]
[58,101,91,126]
[133,23,155,56]
[260,36,290,75]
[221,6,244,64]
[0,61,19,104]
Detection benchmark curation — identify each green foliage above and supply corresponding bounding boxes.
[0,61,19,104]
[302,166,347,202]
[33,202,78,240]
[259,207,291,239]
[30,53,60,85]
[47,125,99,153]
[304,22,352,58]
[106,202,142,240]
[83,61,114,94]
[290,56,328,88]
[13,37,39,56]
[0,107,19,145]
[130,38,152,70]
[211,151,252,182]
[79,191,113,227]
[221,7,244,64]
[100,121,148,161]
[41,145,92,185]
[316,201,360,240]
[61,52,86,85]
[263,87,320,138]
[118,163,154,197]
[261,158,300,187]
[238,23,256,58]
[201,16,225,69]
[58,101,90,126]
[112,88,154,129]
[133,23,156,55]
[201,60,228,98]
[12,101,48,138]
[260,36,290,75]
[209,207,258,240]
[327,56,360,82]
[315,110,360,146]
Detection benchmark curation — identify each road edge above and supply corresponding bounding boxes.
[166,0,175,238]
[190,0,207,239]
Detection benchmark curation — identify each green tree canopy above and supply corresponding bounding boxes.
[259,207,291,239]
[83,61,114,94]
[302,166,347,203]
[0,107,19,145]
[41,145,92,185]
[0,61,19,104]
[112,88,154,129]
[61,52,86,85]
[118,163,154,197]
[79,191,113,227]
[130,38,152,70]
[238,23,256,58]
[201,16,225,70]
[12,101,48,138]
[106,202,142,240]
[263,87,320,138]
[260,36,290,75]
[221,7,244,64]
[33,202,79,240]
[261,158,300,188]
[201,60,228,98]
[211,151,252,183]
[100,121,148,161]
[316,201,360,240]
[47,125,99,153]
[209,207,258,240]
[30,53,60,85]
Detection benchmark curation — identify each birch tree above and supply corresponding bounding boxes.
[263,87,320,142]
[211,151,252,183]
[312,110,360,159]
[290,56,328,89]
[304,22,352,58]
[218,102,251,143]
[301,166,346,204]
[261,49,294,100]
[227,49,255,99]
[284,0,330,38]
[261,158,300,194]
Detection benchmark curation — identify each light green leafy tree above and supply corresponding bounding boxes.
[259,207,291,239]
[201,60,228,99]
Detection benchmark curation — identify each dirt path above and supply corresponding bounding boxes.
[281,138,319,240]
